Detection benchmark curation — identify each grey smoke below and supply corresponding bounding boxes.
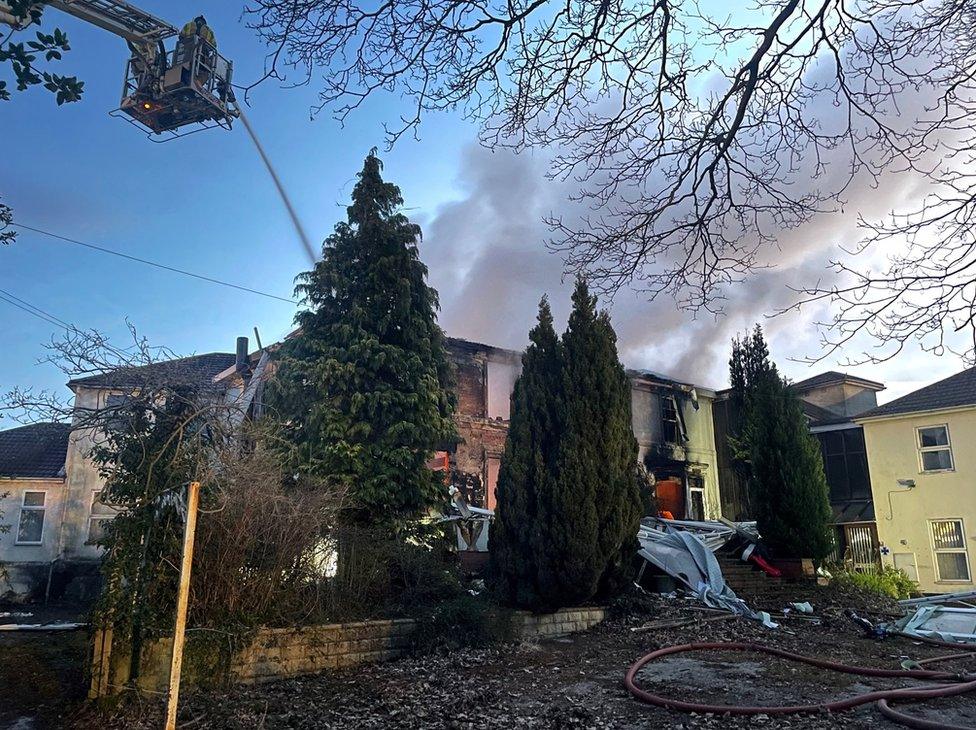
[418,142,948,393]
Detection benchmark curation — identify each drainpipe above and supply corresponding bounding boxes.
[46,445,73,604]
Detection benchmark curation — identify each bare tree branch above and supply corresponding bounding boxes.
[246,0,976,357]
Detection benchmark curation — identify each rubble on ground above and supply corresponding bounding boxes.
[71,583,976,729]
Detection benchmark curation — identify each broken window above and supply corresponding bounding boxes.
[485,455,501,510]
[662,394,687,444]
[486,359,520,421]
[917,425,954,472]
[931,519,971,582]
[16,491,46,544]
[687,474,705,521]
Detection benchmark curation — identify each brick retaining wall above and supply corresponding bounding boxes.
[91,606,606,697]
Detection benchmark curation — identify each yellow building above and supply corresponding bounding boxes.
[857,366,976,594]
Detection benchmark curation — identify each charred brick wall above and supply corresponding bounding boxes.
[446,339,515,508]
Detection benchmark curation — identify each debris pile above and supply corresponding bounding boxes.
[891,590,976,645]
[636,517,784,627]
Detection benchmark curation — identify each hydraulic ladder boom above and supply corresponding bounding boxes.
[44,1,175,46]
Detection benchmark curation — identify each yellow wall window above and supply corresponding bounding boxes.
[931,519,971,582]
[917,425,954,473]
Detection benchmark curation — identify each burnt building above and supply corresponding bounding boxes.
[441,339,721,520]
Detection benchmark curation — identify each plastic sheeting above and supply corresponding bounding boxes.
[637,525,778,628]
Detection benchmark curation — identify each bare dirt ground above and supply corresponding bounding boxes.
[66,582,976,729]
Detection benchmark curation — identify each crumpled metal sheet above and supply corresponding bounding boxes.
[637,525,778,628]
[639,517,759,552]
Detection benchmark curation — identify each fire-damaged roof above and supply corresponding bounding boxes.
[0,422,70,479]
[858,366,976,420]
[68,353,237,390]
[445,336,520,359]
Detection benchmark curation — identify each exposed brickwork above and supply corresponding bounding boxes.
[716,554,783,593]
[446,339,516,507]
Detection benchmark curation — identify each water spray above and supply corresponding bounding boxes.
[238,107,318,266]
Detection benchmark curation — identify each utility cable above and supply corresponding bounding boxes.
[0,286,166,364]
[0,286,73,330]
[0,289,71,330]
[11,223,298,305]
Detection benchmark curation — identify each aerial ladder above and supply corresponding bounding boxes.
[1,0,239,136]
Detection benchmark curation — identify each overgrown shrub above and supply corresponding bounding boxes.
[189,439,346,630]
[832,566,918,600]
[409,595,515,653]
[325,525,464,621]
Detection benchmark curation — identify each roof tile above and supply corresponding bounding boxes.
[859,366,976,419]
[0,422,70,479]
[68,353,236,390]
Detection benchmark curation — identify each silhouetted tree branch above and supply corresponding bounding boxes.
[246,0,976,361]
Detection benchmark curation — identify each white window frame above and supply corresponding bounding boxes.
[916,424,954,474]
[686,474,706,521]
[15,489,47,545]
[87,489,116,545]
[930,518,972,583]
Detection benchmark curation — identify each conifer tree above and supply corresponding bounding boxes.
[488,297,564,607]
[729,326,833,560]
[267,152,457,529]
[544,279,640,606]
[490,281,640,610]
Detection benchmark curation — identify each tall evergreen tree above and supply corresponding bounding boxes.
[488,298,564,607]
[267,152,457,529]
[729,326,833,560]
[545,279,640,605]
[490,281,640,609]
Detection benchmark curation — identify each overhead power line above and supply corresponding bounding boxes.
[13,223,298,305]
[0,286,73,331]
[0,286,176,364]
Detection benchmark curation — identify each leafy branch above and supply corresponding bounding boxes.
[0,2,83,103]
[0,196,14,245]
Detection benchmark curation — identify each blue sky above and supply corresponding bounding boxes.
[0,1,967,419]
[1,1,472,405]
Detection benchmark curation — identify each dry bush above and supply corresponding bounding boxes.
[324,525,463,622]
[190,439,346,629]
[189,432,463,629]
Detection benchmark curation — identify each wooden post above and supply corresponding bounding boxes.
[165,481,200,730]
[88,624,114,699]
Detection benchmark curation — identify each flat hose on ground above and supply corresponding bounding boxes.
[624,641,976,729]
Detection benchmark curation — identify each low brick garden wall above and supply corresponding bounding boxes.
[91,607,606,697]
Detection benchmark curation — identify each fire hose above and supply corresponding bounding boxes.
[624,641,976,729]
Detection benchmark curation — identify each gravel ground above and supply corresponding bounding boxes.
[65,583,976,729]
